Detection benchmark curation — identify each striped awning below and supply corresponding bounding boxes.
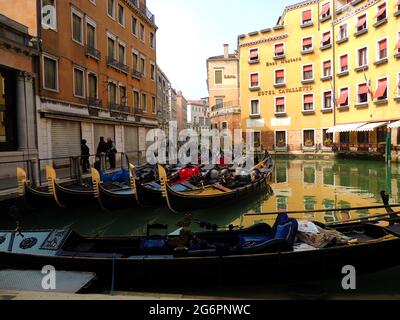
[356,122,387,132]
[327,123,367,133]
[388,120,400,129]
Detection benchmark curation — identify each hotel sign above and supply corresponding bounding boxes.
[266,57,302,67]
[224,75,237,79]
[258,86,313,96]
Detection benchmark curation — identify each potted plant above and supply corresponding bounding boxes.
[324,138,333,147]
[305,139,314,147]
[277,139,286,147]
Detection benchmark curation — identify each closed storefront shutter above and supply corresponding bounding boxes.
[124,126,138,153]
[51,120,81,167]
[94,124,115,150]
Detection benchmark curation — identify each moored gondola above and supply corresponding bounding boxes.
[129,164,164,206]
[46,166,96,208]
[1,213,400,288]
[16,167,56,209]
[158,154,275,213]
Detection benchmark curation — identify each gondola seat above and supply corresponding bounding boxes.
[140,236,167,253]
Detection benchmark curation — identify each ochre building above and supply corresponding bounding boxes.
[239,0,400,158]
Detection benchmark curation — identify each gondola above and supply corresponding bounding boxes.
[46,166,96,208]
[1,212,400,288]
[130,164,164,206]
[158,154,275,213]
[16,167,56,209]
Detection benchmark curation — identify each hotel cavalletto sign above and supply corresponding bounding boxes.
[258,86,313,97]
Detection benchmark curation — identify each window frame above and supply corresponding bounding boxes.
[118,40,126,64]
[356,13,368,32]
[356,82,369,104]
[302,93,315,112]
[302,129,316,147]
[338,23,348,40]
[248,47,259,62]
[249,72,260,89]
[302,63,314,81]
[214,69,223,85]
[87,71,98,99]
[42,53,59,92]
[150,61,156,82]
[301,8,313,25]
[274,68,285,85]
[141,92,147,112]
[322,90,333,110]
[376,36,388,61]
[117,3,125,27]
[274,96,286,114]
[376,1,387,23]
[321,30,332,47]
[301,36,314,52]
[375,76,388,101]
[274,130,288,147]
[249,98,260,116]
[73,65,85,98]
[107,32,117,60]
[274,42,285,58]
[339,53,349,73]
[322,59,332,77]
[107,0,116,20]
[357,46,368,67]
[338,87,350,107]
[71,7,84,45]
[85,16,97,49]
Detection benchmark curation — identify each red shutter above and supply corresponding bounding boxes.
[275,44,284,54]
[375,79,388,99]
[303,37,312,46]
[397,0,400,6]
[276,97,285,105]
[324,60,331,69]
[356,16,366,28]
[302,10,312,21]
[396,40,400,50]
[398,79,400,88]
[379,39,387,51]
[320,3,330,16]
[358,84,368,95]
[375,4,386,18]
[250,49,258,58]
[322,32,331,42]
[276,70,284,78]
[304,65,313,72]
[304,95,313,104]
[251,73,259,83]
[338,89,348,104]
[340,55,348,67]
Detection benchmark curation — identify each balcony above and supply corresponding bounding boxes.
[87,97,102,116]
[134,108,144,116]
[86,45,101,61]
[107,57,129,74]
[110,104,129,119]
[131,69,143,80]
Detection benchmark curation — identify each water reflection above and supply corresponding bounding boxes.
[0,159,398,236]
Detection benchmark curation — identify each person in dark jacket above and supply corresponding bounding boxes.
[96,137,108,156]
[106,138,117,169]
[81,139,90,173]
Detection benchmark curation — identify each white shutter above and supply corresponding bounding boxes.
[94,124,115,148]
[51,120,81,167]
[124,126,138,153]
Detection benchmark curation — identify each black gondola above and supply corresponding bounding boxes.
[46,166,96,208]
[16,167,56,209]
[130,164,164,206]
[158,155,275,213]
[1,215,400,288]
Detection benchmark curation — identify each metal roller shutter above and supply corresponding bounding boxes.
[94,124,115,149]
[51,120,81,167]
[124,126,138,153]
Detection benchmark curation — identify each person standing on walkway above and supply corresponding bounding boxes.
[81,139,90,173]
[96,137,108,156]
[106,138,117,169]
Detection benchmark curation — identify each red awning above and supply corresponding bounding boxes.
[304,95,313,104]
[379,39,387,51]
[320,3,330,16]
[276,97,285,105]
[250,49,258,58]
[322,33,331,42]
[356,16,366,28]
[302,10,312,21]
[251,73,259,83]
[338,89,348,104]
[375,79,387,99]
[375,4,386,18]
[340,55,348,67]
[396,40,400,50]
[276,70,284,78]
[358,84,368,95]
[275,44,284,54]
[304,65,313,72]
[324,61,331,69]
[303,37,312,46]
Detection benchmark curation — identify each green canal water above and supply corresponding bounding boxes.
[1,158,400,298]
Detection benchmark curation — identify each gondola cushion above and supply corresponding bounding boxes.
[274,219,298,245]
[140,236,167,252]
[239,234,273,245]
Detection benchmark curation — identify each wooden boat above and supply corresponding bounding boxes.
[158,155,275,213]
[46,166,96,208]
[130,164,164,207]
[1,213,400,288]
[16,167,56,209]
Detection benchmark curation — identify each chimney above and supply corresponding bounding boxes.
[223,44,229,59]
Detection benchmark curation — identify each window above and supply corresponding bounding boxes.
[118,4,125,26]
[375,78,388,101]
[356,14,367,32]
[150,63,156,81]
[397,32,400,54]
[119,86,126,106]
[71,9,83,44]
[303,130,315,146]
[357,83,369,103]
[302,9,312,25]
[216,98,224,108]
[377,38,387,60]
[222,122,228,130]
[302,37,313,51]
[73,67,84,97]
[152,96,156,114]
[357,131,369,144]
[132,17,137,35]
[323,91,332,109]
[108,82,117,105]
[275,69,285,85]
[140,56,146,76]
[302,64,313,81]
[88,73,97,99]
[43,55,58,91]
[42,0,57,30]
[323,60,331,77]
[398,73,400,97]
[338,88,349,107]
[139,23,145,42]
[133,91,139,109]
[86,19,96,49]
[250,99,260,116]
[107,0,115,18]
[357,47,368,67]
[275,97,285,114]
[275,131,287,147]
[274,43,285,57]
[249,48,259,62]
[250,73,259,88]
[118,43,125,64]
[397,0,400,12]
[215,70,223,84]
[323,129,333,146]
[303,94,314,111]
[338,24,348,40]
[340,54,348,72]
[107,36,116,59]
[376,2,387,23]
[132,51,138,71]
[321,31,331,47]
[320,2,330,19]
[150,32,155,49]
[141,93,147,111]
[340,132,350,144]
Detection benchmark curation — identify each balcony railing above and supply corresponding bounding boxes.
[131,69,143,79]
[107,57,129,74]
[86,45,101,60]
[134,108,144,115]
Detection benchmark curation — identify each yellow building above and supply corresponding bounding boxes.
[239,0,400,157]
